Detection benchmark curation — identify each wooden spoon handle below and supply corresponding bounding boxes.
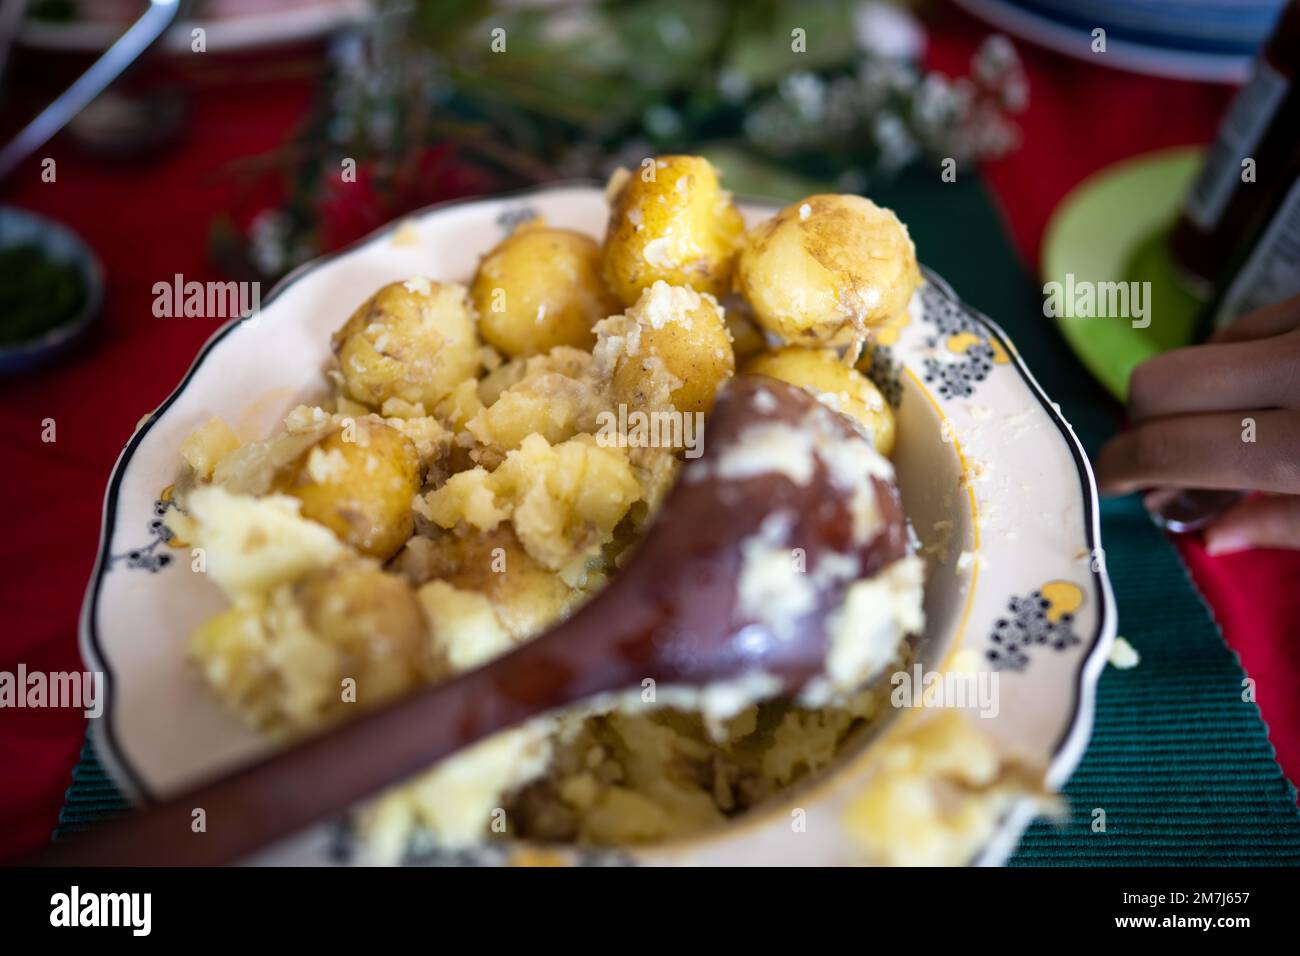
[41,594,651,867]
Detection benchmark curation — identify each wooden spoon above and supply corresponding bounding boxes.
[42,376,909,866]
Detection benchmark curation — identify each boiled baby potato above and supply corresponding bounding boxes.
[601,156,746,306]
[333,278,480,411]
[734,194,919,347]
[470,221,619,357]
[288,559,441,712]
[605,281,735,414]
[189,557,438,732]
[744,346,896,456]
[273,418,421,559]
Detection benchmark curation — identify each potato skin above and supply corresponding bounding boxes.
[734,194,919,347]
[601,156,746,306]
[289,559,440,709]
[470,222,618,358]
[274,418,421,559]
[332,278,480,410]
[744,346,896,455]
[603,282,735,415]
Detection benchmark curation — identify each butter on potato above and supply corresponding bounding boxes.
[333,278,480,410]
[735,194,919,347]
[744,345,896,455]
[601,156,745,306]
[470,221,619,358]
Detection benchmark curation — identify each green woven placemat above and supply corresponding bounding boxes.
[55,739,127,839]
[58,172,1300,863]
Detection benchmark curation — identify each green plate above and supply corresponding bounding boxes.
[1041,147,1205,402]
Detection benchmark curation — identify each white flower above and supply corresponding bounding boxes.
[781,72,827,121]
[853,0,925,61]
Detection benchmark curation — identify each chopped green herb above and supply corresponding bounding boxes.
[0,244,88,346]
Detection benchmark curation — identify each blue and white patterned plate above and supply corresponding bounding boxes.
[80,185,1116,865]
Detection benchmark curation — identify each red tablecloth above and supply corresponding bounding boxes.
[2,7,1297,863]
[0,63,315,861]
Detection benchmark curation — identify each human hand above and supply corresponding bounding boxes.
[1095,293,1300,554]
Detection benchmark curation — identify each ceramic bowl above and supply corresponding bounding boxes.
[81,185,1116,865]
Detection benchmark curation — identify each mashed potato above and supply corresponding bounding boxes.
[168,161,1029,864]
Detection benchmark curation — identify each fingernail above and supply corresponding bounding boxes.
[1206,533,1251,556]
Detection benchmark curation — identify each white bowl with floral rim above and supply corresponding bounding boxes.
[80,185,1116,866]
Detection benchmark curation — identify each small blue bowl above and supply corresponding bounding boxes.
[0,205,105,375]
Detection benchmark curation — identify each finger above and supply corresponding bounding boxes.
[1126,330,1300,423]
[1208,292,1300,344]
[1095,409,1300,496]
[1142,487,1181,512]
[1204,495,1300,555]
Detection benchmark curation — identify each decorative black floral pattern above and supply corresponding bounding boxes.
[108,496,176,573]
[863,343,903,409]
[986,590,1081,672]
[918,282,1000,400]
[405,841,632,868]
[328,817,634,867]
